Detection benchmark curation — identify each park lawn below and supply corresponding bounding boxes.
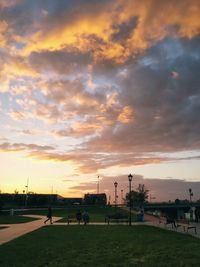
[0,215,39,224]
[17,206,133,222]
[0,226,200,267]
[57,206,133,222]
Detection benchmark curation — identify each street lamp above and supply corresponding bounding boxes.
[114,181,118,209]
[128,174,133,226]
[22,190,25,207]
[25,178,29,208]
[121,189,124,205]
[189,188,193,202]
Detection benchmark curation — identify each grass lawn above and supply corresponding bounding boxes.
[0,215,39,224]
[17,206,133,222]
[0,225,200,267]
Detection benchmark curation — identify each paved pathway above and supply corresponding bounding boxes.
[0,215,61,245]
[144,213,200,238]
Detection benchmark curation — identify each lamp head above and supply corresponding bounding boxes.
[128,174,133,182]
[114,181,118,187]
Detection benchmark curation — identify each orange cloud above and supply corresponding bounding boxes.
[4,60,38,78]
[20,0,200,64]
[118,106,134,123]
[0,0,21,8]
[0,21,8,47]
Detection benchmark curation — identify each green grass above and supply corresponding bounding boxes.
[0,215,39,224]
[17,206,133,222]
[0,225,200,266]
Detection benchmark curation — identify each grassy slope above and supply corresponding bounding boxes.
[17,206,133,222]
[0,215,38,224]
[0,225,200,267]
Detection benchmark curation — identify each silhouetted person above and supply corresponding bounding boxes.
[76,210,82,224]
[195,208,199,223]
[44,206,53,224]
[166,214,176,228]
[82,211,89,225]
[140,208,144,222]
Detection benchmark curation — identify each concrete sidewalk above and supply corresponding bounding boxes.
[0,215,61,245]
[144,215,200,239]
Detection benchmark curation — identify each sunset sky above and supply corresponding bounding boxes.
[0,0,200,202]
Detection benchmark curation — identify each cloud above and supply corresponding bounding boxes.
[85,37,200,154]
[171,71,179,79]
[0,20,8,47]
[18,0,200,64]
[0,142,54,152]
[29,49,91,76]
[22,148,200,174]
[0,0,200,181]
[0,0,21,9]
[69,174,200,201]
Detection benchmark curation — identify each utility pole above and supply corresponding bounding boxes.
[97,176,100,194]
[25,178,29,208]
[114,181,118,209]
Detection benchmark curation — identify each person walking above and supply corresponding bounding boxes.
[44,206,53,224]
[195,208,199,223]
[82,211,89,225]
[76,210,82,224]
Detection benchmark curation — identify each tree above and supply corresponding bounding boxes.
[175,198,180,204]
[126,184,149,207]
[14,189,19,194]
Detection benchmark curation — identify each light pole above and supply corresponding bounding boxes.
[97,176,100,194]
[121,189,124,205]
[25,178,29,208]
[108,195,111,205]
[114,181,118,209]
[22,190,25,207]
[128,174,133,226]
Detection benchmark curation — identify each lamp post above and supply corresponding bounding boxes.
[128,174,133,226]
[25,178,29,208]
[121,189,124,205]
[114,181,118,209]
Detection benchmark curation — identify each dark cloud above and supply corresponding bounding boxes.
[85,37,200,154]
[69,174,200,202]
[29,49,92,76]
[112,17,138,43]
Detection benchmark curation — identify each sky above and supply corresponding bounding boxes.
[0,0,200,202]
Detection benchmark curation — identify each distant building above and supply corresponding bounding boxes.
[84,193,107,205]
[0,193,63,208]
[62,198,83,205]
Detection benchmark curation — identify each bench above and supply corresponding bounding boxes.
[67,215,77,225]
[176,219,197,234]
[105,213,128,224]
[159,216,176,228]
